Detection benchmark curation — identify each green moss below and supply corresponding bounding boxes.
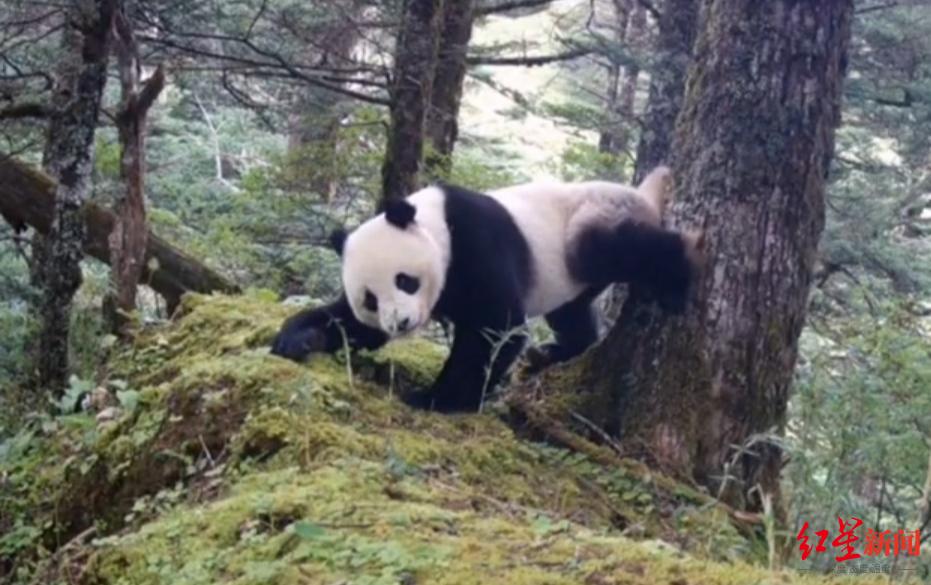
[1,294,896,585]
[358,338,448,391]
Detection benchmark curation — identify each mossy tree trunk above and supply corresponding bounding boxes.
[555,0,853,509]
[424,0,475,180]
[36,0,116,393]
[381,0,445,201]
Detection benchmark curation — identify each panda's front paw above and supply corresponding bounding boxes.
[270,326,327,362]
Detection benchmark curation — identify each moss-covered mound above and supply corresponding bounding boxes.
[1,294,888,584]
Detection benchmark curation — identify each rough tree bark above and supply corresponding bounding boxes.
[27,21,83,365]
[424,0,475,179]
[540,0,854,510]
[0,159,239,313]
[36,0,117,393]
[381,0,445,201]
[106,9,165,336]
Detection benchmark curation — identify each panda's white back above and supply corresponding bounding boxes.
[488,181,655,317]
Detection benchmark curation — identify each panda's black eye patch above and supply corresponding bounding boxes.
[364,290,378,312]
[395,273,420,294]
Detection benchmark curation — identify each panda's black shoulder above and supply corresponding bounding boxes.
[431,183,534,320]
[433,183,521,236]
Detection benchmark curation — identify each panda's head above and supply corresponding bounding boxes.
[332,197,447,337]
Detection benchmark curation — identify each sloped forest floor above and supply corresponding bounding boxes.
[0,294,893,584]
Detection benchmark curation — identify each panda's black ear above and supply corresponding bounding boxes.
[329,228,348,256]
[384,198,416,229]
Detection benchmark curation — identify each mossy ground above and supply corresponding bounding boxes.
[1,294,894,584]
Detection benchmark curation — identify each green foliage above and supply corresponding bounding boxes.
[0,227,35,392]
[95,135,122,181]
[427,141,525,192]
[555,140,630,182]
[788,302,931,573]
[275,105,386,201]
[541,101,608,134]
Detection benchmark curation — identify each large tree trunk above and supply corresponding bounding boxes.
[106,9,165,336]
[381,0,445,201]
[0,159,240,313]
[546,0,853,510]
[424,0,475,179]
[36,0,116,394]
[27,21,83,373]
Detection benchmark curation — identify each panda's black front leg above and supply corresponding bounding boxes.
[405,324,526,413]
[525,292,599,374]
[271,295,388,361]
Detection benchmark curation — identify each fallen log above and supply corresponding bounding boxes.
[0,157,239,311]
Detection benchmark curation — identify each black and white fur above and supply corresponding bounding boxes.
[271,167,701,412]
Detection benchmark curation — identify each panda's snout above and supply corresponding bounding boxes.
[382,311,415,336]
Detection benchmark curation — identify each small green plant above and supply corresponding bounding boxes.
[479,322,530,413]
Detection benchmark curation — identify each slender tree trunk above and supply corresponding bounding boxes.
[36,0,116,393]
[598,62,622,153]
[631,0,698,183]
[424,0,475,179]
[105,8,165,336]
[597,0,631,163]
[597,0,646,169]
[549,0,853,510]
[616,1,645,156]
[381,0,445,201]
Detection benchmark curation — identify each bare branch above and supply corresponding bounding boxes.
[0,102,50,120]
[136,65,166,114]
[468,47,592,67]
[475,0,554,16]
[856,1,899,15]
[138,34,391,106]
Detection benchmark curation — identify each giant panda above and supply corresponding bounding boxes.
[271,167,703,412]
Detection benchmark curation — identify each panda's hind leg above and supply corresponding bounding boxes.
[526,289,600,374]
